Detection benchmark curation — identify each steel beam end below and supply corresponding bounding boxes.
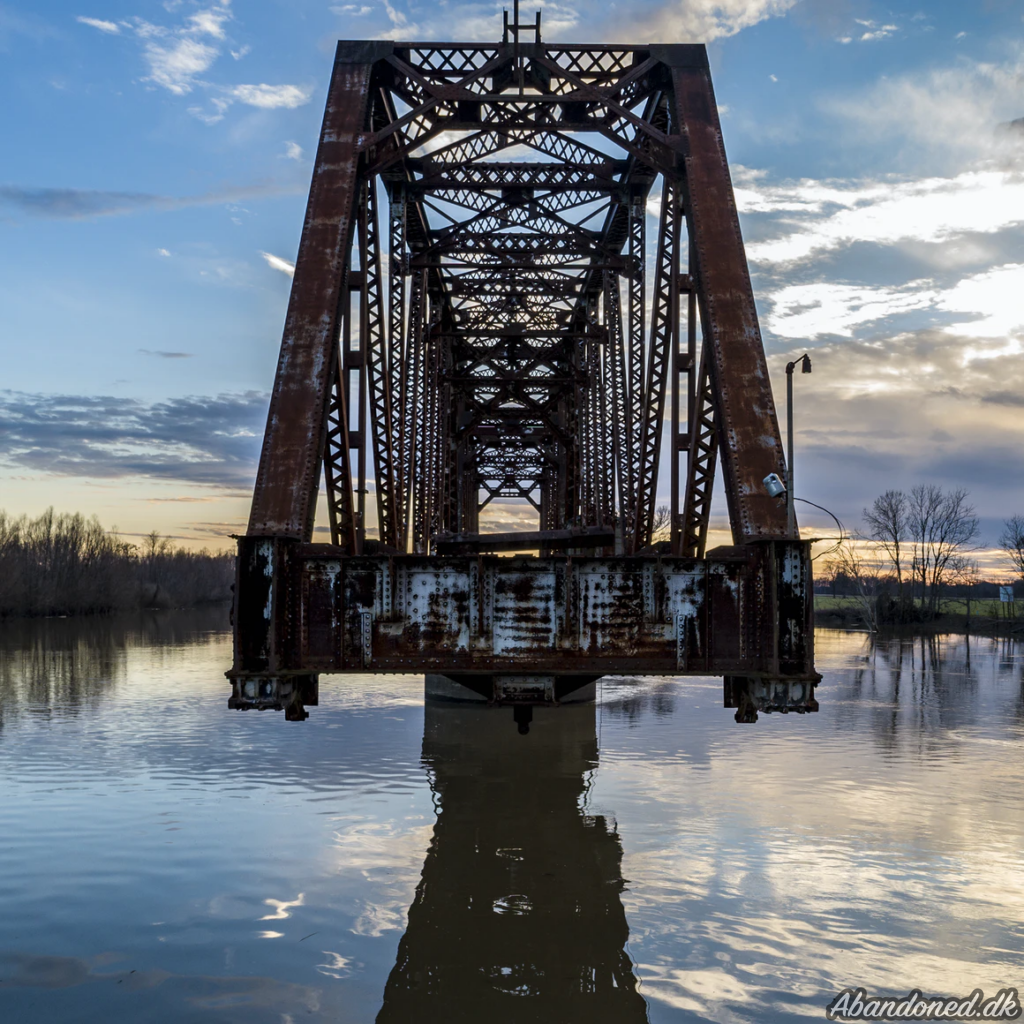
[724,674,820,723]
[228,674,319,721]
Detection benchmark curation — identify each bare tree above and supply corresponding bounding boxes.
[816,560,841,598]
[832,536,880,631]
[907,485,979,615]
[946,554,980,626]
[651,505,671,542]
[928,488,979,613]
[864,489,909,605]
[1001,514,1024,581]
[907,484,943,606]
[143,530,171,560]
[0,508,233,617]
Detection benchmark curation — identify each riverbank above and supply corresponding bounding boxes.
[815,596,1024,635]
[0,508,233,618]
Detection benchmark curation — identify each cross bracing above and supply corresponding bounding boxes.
[247,26,792,557]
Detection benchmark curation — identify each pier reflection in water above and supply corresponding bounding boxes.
[378,703,647,1022]
[1,618,1023,1023]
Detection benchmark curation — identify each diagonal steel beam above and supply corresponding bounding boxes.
[669,55,790,542]
[248,55,373,540]
[681,343,718,557]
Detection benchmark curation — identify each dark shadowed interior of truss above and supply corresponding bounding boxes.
[317,39,722,557]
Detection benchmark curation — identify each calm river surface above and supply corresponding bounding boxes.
[1,610,1023,1023]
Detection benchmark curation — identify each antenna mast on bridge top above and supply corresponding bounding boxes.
[504,0,541,44]
[503,1,541,94]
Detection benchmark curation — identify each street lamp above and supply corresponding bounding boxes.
[785,353,812,538]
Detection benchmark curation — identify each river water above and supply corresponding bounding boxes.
[1,610,1022,1023]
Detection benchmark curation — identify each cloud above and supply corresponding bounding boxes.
[0,390,267,488]
[259,251,295,277]
[852,18,897,41]
[936,263,1024,342]
[764,264,1024,344]
[982,390,1024,408]
[139,349,194,358]
[129,3,231,96]
[76,16,120,34]
[283,141,303,161]
[741,170,1024,266]
[0,185,159,218]
[788,0,870,37]
[143,35,219,95]
[186,7,231,40]
[731,148,1024,522]
[81,3,308,121]
[822,52,1024,171]
[226,84,312,109]
[381,0,409,30]
[767,280,938,338]
[607,0,797,43]
[188,83,312,123]
[0,181,302,220]
[767,325,1024,521]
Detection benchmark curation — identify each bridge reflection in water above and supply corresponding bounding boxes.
[377,702,649,1023]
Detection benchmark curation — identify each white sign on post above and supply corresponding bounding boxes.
[999,585,1014,604]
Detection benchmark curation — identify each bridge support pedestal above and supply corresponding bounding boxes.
[426,674,599,704]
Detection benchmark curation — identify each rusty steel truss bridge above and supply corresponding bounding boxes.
[229,10,819,725]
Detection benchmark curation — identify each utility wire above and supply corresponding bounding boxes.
[795,496,846,561]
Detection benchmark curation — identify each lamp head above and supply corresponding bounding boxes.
[801,353,812,374]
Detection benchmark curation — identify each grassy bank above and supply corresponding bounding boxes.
[815,595,1024,634]
[0,509,233,618]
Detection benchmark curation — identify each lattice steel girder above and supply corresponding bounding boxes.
[409,162,627,191]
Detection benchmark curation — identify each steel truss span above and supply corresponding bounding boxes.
[231,19,818,724]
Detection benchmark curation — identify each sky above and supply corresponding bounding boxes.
[0,0,1022,565]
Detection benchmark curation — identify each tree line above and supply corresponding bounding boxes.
[821,485,1024,625]
[0,508,234,618]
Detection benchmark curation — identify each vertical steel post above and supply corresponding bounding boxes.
[389,184,408,546]
[633,178,681,550]
[787,364,795,539]
[670,263,680,553]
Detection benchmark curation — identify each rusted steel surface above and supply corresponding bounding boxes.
[670,60,790,543]
[247,55,373,540]
[435,526,615,554]
[229,539,817,704]
[234,21,816,723]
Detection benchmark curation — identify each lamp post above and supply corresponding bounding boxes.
[785,353,812,538]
